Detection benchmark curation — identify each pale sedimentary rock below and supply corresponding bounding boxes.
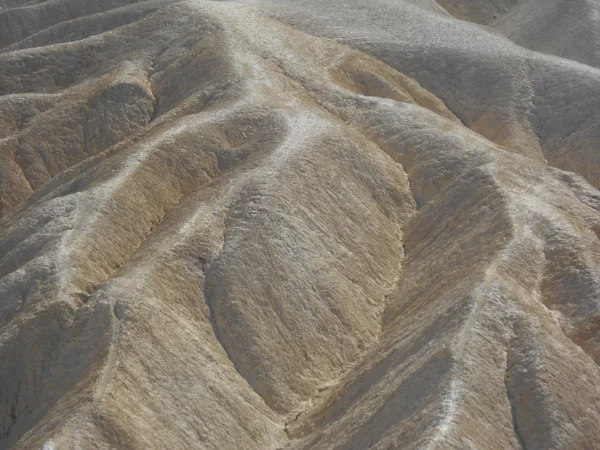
[1,1,600,449]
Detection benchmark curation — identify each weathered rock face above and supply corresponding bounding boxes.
[493,0,600,68]
[435,0,524,23]
[1,0,600,449]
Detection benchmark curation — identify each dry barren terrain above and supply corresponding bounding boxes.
[1,0,600,449]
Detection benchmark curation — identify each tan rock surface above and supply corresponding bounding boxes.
[1,0,600,449]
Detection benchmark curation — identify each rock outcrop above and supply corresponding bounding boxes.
[1,0,600,449]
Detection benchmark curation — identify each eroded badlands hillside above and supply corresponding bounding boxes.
[1,0,600,448]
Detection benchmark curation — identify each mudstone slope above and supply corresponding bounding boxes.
[1,0,600,449]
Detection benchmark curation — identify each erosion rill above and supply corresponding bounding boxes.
[1,0,600,449]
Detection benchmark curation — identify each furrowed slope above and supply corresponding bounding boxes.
[494,0,600,69]
[435,0,523,24]
[1,1,600,449]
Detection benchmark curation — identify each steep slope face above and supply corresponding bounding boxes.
[493,0,600,68]
[256,0,600,189]
[435,0,523,23]
[1,1,600,449]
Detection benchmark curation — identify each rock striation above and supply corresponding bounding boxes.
[1,0,600,449]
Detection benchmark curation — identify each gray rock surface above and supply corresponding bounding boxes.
[493,0,600,68]
[1,0,600,449]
